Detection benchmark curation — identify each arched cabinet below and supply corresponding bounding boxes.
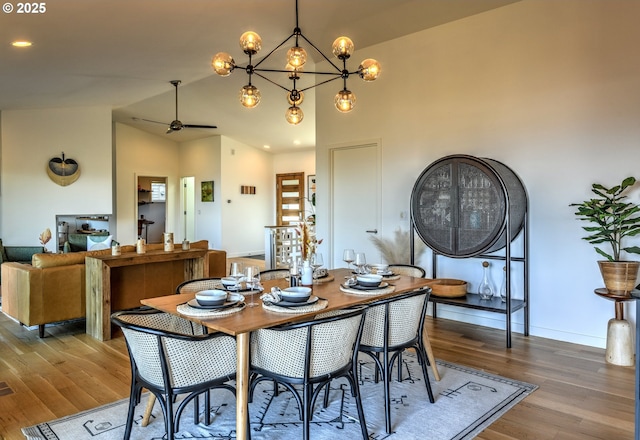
[410,154,529,347]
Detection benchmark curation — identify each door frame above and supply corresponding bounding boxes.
[328,139,382,268]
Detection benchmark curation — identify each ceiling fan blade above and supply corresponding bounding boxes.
[132,117,169,126]
[183,124,218,129]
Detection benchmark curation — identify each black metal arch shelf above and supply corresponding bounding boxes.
[409,154,530,348]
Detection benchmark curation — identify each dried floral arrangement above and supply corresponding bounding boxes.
[369,228,426,264]
[39,228,52,252]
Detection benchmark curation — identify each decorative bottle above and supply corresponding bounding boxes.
[136,237,146,254]
[499,266,507,302]
[478,260,495,300]
[301,260,313,286]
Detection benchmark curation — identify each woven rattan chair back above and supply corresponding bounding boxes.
[358,288,435,434]
[111,309,237,440]
[259,268,290,281]
[387,264,426,278]
[249,306,369,440]
[175,277,224,294]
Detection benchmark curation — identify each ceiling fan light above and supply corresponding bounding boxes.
[358,58,381,82]
[239,31,262,54]
[240,85,261,108]
[332,37,354,59]
[212,52,235,76]
[287,90,304,106]
[285,106,304,125]
[286,46,307,68]
[335,89,356,113]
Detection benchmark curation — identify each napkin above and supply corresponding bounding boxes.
[344,276,357,287]
[260,287,283,304]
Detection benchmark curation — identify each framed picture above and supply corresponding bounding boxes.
[201,181,214,202]
[308,175,316,205]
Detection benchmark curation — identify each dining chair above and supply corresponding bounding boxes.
[248,306,369,440]
[111,309,240,440]
[175,277,224,294]
[387,264,426,278]
[258,268,290,280]
[386,264,441,381]
[358,288,435,434]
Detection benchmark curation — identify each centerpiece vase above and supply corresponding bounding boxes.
[301,260,313,286]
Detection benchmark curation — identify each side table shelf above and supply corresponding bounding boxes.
[430,294,526,314]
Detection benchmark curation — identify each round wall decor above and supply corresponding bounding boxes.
[47,152,80,186]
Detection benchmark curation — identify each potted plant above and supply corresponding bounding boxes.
[570,176,640,294]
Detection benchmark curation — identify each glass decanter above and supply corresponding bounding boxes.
[478,260,495,300]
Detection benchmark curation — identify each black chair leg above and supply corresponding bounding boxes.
[323,383,330,408]
[347,369,369,440]
[38,324,45,338]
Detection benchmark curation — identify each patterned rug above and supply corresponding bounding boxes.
[22,352,536,440]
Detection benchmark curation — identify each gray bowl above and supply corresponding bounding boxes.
[195,289,227,306]
[280,286,312,303]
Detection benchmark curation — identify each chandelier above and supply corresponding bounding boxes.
[211,0,381,125]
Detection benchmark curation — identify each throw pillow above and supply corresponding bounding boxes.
[0,238,7,263]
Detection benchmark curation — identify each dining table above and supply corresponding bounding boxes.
[140,267,438,440]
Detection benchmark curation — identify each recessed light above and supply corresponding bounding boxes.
[293,140,301,145]
[12,41,32,47]
[263,145,271,149]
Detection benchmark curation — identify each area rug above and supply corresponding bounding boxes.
[22,352,536,440]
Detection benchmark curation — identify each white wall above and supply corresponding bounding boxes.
[316,0,640,347]
[180,136,223,248]
[1,107,112,250]
[219,137,274,257]
[114,122,180,246]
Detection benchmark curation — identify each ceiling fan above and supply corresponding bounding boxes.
[133,80,217,133]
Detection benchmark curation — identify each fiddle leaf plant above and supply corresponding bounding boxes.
[570,176,640,261]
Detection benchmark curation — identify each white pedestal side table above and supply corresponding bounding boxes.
[594,288,637,366]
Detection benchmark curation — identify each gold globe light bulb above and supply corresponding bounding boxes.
[239,85,261,108]
[212,52,235,76]
[332,36,354,59]
[239,31,262,54]
[286,46,307,68]
[335,89,356,113]
[286,62,304,79]
[285,106,304,125]
[358,58,381,82]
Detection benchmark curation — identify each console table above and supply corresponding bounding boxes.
[85,248,208,340]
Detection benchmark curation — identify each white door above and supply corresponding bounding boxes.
[330,142,381,269]
[181,176,195,241]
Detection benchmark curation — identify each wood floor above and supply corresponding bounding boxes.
[0,270,635,439]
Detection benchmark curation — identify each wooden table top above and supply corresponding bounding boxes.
[140,268,437,336]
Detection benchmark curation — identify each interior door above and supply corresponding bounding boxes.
[330,143,381,268]
[136,175,167,244]
[276,172,305,225]
[181,176,195,241]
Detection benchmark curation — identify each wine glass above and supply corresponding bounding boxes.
[354,252,367,275]
[229,262,244,290]
[343,249,355,270]
[244,265,260,307]
[310,252,324,282]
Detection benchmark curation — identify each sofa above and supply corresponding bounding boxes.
[0,239,45,284]
[0,240,226,337]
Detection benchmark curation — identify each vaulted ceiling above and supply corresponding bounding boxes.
[0,0,519,152]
